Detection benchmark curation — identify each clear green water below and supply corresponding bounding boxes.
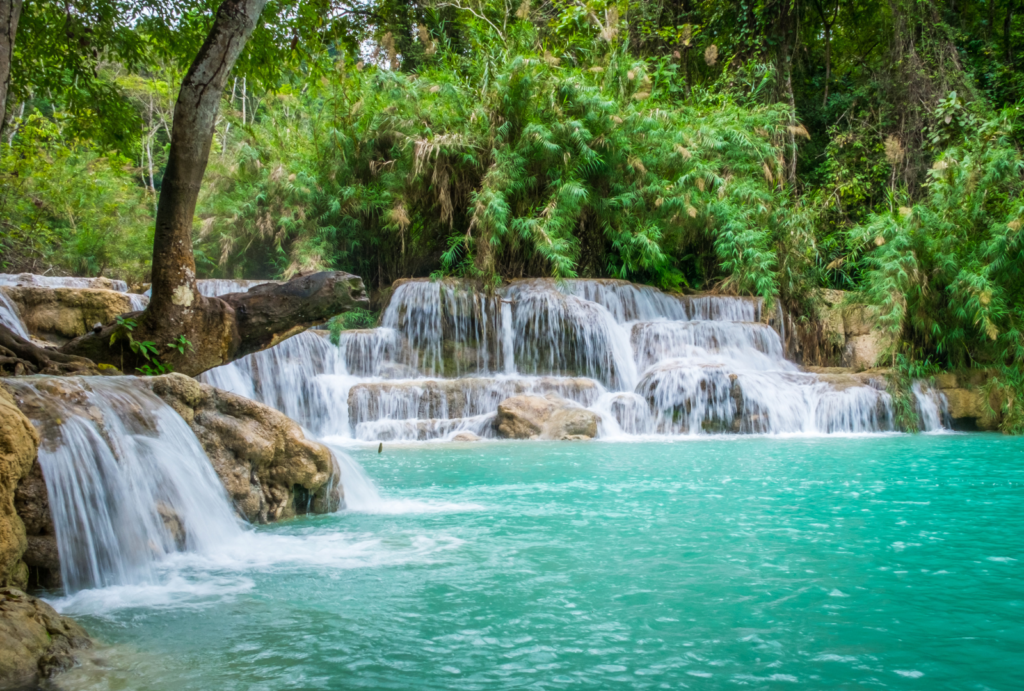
[54,435,1023,690]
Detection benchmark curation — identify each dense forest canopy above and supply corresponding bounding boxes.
[2,0,1023,396]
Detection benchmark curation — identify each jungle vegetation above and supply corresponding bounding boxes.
[2,0,1023,418]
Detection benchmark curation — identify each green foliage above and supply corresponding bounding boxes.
[850,106,1024,369]
[5,0,1024,423]
[0,114,153,282]
[198,27,797,301]
[167,335,195,355]
[109,316,175,375]
[982,365,1024,435]
[328,310,380,345]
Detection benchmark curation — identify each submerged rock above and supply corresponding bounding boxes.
[0,586,91,687]
[451,431,482,442]
[144,374,342,523]
[495,394,599,440]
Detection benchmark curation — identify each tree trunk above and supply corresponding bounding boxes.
[147,0,269,325]
[61,272,367,376]
[0,0,22,131]
[57,0,369,376]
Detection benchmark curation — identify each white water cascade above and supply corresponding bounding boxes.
[912,380,952,432]
[8,377,243,592]
[201,277,927,440]
[0,290,29,338]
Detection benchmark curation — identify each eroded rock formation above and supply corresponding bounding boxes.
[144,374,341,522]
[0,587,91,688]
[1,287,138,345]
[0,386,36,590]
[496,394,599,440]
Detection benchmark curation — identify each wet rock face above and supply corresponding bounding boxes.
[495,394,599,440]
[144,374,341,523]
[0,587,91,687]
[0,287,138,345]
[0,386,38,591]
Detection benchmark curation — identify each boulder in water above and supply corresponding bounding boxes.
[495,394,599,440]
[145,374,342,523]
[0,587,91,686]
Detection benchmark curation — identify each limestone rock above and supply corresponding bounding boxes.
[0,274,127,291]
[943,388,1000,431]
[842,334,884,370]
[1,287,137,344]
[495,394,599,440]
[842,305,876,337]
[0,587,91,687]
[0,386,38,590]
[805,367,888,391]
[144,374,342,523]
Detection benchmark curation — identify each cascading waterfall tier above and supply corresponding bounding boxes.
[201,277,941,440]
[8,377,243,592]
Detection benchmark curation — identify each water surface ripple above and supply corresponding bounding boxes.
[55,435,1023,690]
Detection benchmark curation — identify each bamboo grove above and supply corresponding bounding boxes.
[2,0,1024,426]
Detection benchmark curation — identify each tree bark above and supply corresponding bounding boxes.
[0,0,22,130]
[56,0,370,377]
[148,0,269,325]
[61,272,367,376]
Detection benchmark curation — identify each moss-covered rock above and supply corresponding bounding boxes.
[0,587,91,688]
[0,387,37,590]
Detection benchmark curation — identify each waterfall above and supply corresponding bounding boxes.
[505,280,638,390]
[7,377,243,593]
[193,277,934,440]
[200,330,352,438]
[0,290,28,338]
[380,280,507,377]
[912,380,951,432]
[196,279,284,297]
[501,301,515,375]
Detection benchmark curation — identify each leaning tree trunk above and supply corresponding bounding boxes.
[0,0,22,129]
[57,0,368,376]
[61,272,367,376]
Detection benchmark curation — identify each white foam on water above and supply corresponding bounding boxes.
[46,529,467,616]
[329,443,484,514]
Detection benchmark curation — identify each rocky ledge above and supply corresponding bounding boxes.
[0,287,141,346]
[0,587,91,689]
[143,373,341,523]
